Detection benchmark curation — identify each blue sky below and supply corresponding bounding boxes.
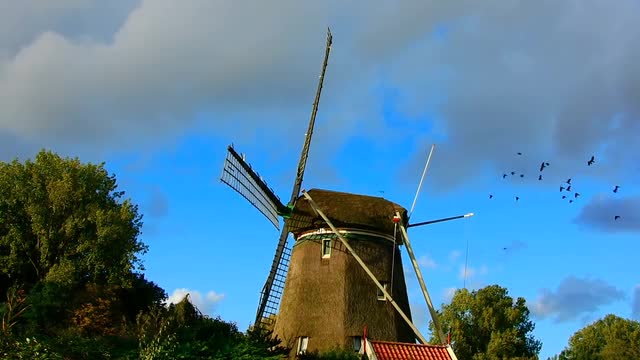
[2,2,640,359]
[101,97,638,359]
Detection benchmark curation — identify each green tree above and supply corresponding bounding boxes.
[0,150,146,293]
[546,353,570,360]
[297,348,362,360]
[557,314,640,360]
[137,294,290,359]
[430,285,542,360]
[119,272,167,323]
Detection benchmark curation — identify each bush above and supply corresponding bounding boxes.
[298,347,362,360]
[0,337,63,360]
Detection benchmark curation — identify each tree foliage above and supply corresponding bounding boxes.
[430,285,542,360]
[0,150,146,293]
[1,287,30,336]
[136,294,290,359]
[297,348,362,360]
[0,150,293,359]
[554,314,640,360]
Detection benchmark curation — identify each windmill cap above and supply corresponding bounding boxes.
[290,188,408,238]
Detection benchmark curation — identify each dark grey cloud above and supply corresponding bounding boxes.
[383,1,640,192]
[532,276,625,323]
[0,0,139,59]
[573,194,640,233]
[0,1,639,194]
[0,1,346,156]
[146,186,168,218]
[633,285,640,321]
[0,131,34,161]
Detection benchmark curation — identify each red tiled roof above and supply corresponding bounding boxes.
[370,340,453,360]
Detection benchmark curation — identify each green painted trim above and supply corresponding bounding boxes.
[277,207,293,218]
[278,203,296,218]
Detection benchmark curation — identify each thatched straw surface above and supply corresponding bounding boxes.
[288,189,409,240]
[273,230,415,358]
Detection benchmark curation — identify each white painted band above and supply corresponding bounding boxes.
[296,227,397,243]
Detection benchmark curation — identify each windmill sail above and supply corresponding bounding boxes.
[221,145,288,230]
[255,28,333,328]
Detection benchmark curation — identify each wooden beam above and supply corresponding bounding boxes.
[398,218,447,344]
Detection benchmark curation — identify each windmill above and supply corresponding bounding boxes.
[221,28,333,330]
[220,29,473,357]
[267,145,472,355]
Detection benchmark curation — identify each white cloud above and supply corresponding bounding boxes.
[448,250,461,262]
[410,303,429,329]
[418,254,438,269]
[458,265,474,281]
[166,288,225,316]
[479,265,489,276]
[458,264,488,281]
[443,287,457,303]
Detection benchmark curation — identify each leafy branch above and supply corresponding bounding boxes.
[1,286,31,335]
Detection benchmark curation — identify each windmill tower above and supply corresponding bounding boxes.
[272,189,416,352]
[220,29,471,358]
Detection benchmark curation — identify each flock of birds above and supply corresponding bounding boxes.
[489,153,623,221]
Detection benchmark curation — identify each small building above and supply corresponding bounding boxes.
[361,339,457,360]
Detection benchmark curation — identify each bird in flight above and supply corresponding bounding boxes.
[613,185,620,193]
[517,152,522,155]
[489,194,493,199]
[520,174,524,178]
[560,186,565,192]
[562,195,567,199]
[614,215,621,220]
[574,193,580,198]
[567,178,572,184]
[515,196,520,202]
[587,156,595,166]
[569,199,574,203]
[538,175,543,181]
[511,171,516,175]
[539,162,549,171]
[503,174,508,179]
[566,185,572,192]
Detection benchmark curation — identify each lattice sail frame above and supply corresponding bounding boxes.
[220,145,289,230]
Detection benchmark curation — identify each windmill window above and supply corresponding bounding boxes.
[322,239,331,258]
[377,282,389,301]
[352,336,362,352]
[297,336,309,354]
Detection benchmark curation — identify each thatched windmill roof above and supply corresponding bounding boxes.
[288,189,408,239]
